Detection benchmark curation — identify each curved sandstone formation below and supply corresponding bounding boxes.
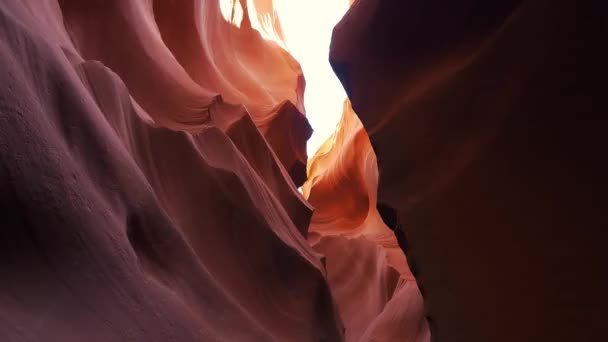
[60,0,310,186]
[304,100,429,341]
[2,0,602,340]
[330,0,608,341]
[0,0,339,340]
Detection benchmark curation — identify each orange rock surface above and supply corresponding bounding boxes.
[304,100,429,341]
[2,0,605,341]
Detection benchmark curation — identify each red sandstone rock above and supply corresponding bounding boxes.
[304,100,429,341]
[0,1,341,340]
[60,0,309,186]
[331,0,608,341]
[4,0,602,340]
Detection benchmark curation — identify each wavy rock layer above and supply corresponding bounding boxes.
[0,1,341,341]
[304,100,429,342]
[331,1,608,341]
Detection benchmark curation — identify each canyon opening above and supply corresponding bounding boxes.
[1,1,606,342]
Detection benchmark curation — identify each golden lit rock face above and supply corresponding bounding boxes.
[304,100,407,274]
[304,100,429,341]
[304,100,370,235]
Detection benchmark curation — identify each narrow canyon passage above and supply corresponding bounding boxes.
[0,1,426,341]
[218,1,430,340]
[1,1,607,342]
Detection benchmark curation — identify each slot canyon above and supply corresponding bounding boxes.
[0,0,606,341]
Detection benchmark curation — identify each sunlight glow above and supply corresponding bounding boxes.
[219,0,244,27]
[219,0,350,157]
[273,0,349,156]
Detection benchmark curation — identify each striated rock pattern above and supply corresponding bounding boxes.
[0,0,339,340]
[3,0,602,340]
[304,100,430,342]
[331,0,608,341]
